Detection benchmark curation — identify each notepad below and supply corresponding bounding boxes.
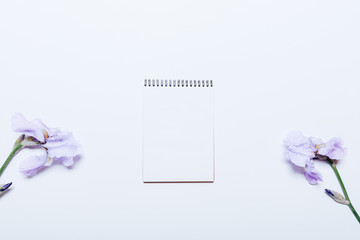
[142,79,214,183]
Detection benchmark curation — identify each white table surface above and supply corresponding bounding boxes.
[1,0,359,239]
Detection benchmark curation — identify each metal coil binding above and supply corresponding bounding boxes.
[144,79,213,87]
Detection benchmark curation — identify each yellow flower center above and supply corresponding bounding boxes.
[43,130,49,139]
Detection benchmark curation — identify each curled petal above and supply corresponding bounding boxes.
[19,155,47,177]
[304,159,322,185]
[12,113,45,142]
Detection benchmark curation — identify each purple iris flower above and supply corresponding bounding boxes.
[284,132,358,222]
[12,113,81,176]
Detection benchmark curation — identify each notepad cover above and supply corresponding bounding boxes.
[142,80,214,183]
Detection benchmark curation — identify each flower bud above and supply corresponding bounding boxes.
[325,189,349,205]
[21,136,42,146]
[14,134,25,147]
[0,182,12,193]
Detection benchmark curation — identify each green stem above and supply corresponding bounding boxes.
[326,158,360,223]
[0,144,23,178]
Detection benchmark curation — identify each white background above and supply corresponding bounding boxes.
[1,0,360,239]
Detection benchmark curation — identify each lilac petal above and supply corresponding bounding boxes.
[310,137,323,147]
[304,159,322,185]
[12,113,45,142]
[318,137,347,160]
[284,131,317,167]
[19,155,47,177]
[328,148,346,160]
[45,130,73,148]
[285,131,309,147]
[44,133,81,166]
[285,151,310,167]
[32,119,51,135]
[287,144,315,157]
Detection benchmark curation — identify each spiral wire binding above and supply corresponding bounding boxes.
[144,79,213,87]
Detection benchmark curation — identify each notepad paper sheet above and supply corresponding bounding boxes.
[142,80,214,182]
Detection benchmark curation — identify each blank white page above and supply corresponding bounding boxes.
[143,80,214,182]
